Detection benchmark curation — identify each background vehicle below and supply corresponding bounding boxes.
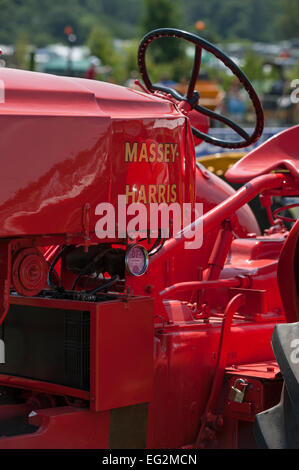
[0,28,297,449]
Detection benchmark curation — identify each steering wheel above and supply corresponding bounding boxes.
[137,28,264,149]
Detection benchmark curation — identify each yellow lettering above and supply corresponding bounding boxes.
[158,184,166,203]
[137,185,147,203]
[149,143,157,162]
[125,142,138,162]
[171,144,178,162]
[125,142,179,164]
[148,185,157,203]
[164,144,170,163]
[139,143,148,162]
[170,184,177,202]
[157,144,164,162]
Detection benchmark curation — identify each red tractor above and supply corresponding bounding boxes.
[0,28,298,449]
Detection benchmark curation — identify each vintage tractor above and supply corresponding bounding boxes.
[0,28,298,449]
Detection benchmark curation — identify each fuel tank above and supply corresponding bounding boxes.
[0,69,194,238]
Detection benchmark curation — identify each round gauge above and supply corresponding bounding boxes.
[125,244,149,277]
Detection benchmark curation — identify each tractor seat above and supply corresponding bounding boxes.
[225,125,299,184]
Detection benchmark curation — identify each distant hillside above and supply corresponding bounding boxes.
[0,0,294,46]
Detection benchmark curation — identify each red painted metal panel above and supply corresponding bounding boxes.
[92,297,154,411]
[0,68,192,240]
[0,407,110,449]
[0,374,90,401]
[147,319,282,448]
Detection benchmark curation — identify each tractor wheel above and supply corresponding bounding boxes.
[255,322,299,448]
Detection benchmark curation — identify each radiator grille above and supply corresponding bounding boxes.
[0,305,90,390]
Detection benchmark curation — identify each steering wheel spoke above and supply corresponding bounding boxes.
[137,28,264,149]
[194,104,250,140]
[187,45,202,101]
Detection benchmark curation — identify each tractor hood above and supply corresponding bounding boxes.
[0,68,175,116]
[0,68,194,239]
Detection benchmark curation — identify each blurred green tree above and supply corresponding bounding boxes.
[0,0,17,43]
[185,0,283,42]
[0,0,292,47]
[242,49,265,82]
[141,0,184,63]
[88,25,117,67]
[14,33,30,69]
[279,0,299,39]
[87,25,129,83]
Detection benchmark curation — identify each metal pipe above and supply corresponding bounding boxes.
[150,173,285,268]
[205,219,234,281]
[194,293,245,448]
[0,402,32,421]
[160,277,242,297]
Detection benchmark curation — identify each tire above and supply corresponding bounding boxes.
[255,322,299,448]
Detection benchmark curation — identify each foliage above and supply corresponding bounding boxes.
[0,0,295,47]
[139,0,192,85]
[14,34,31,69]
[279,0,299,39]
[1,0,298,85]
[88,26,117,67]
[184,0,283,42]
[0,0,143,46]
[242,50,266,82]
[140,0,183,62]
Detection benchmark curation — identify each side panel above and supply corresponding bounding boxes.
[147,321,279,448]
[0,114,111,237]
[92,297,154,411]
[0,114,192,240]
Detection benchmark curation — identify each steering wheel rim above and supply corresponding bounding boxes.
[137,28,264,149]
